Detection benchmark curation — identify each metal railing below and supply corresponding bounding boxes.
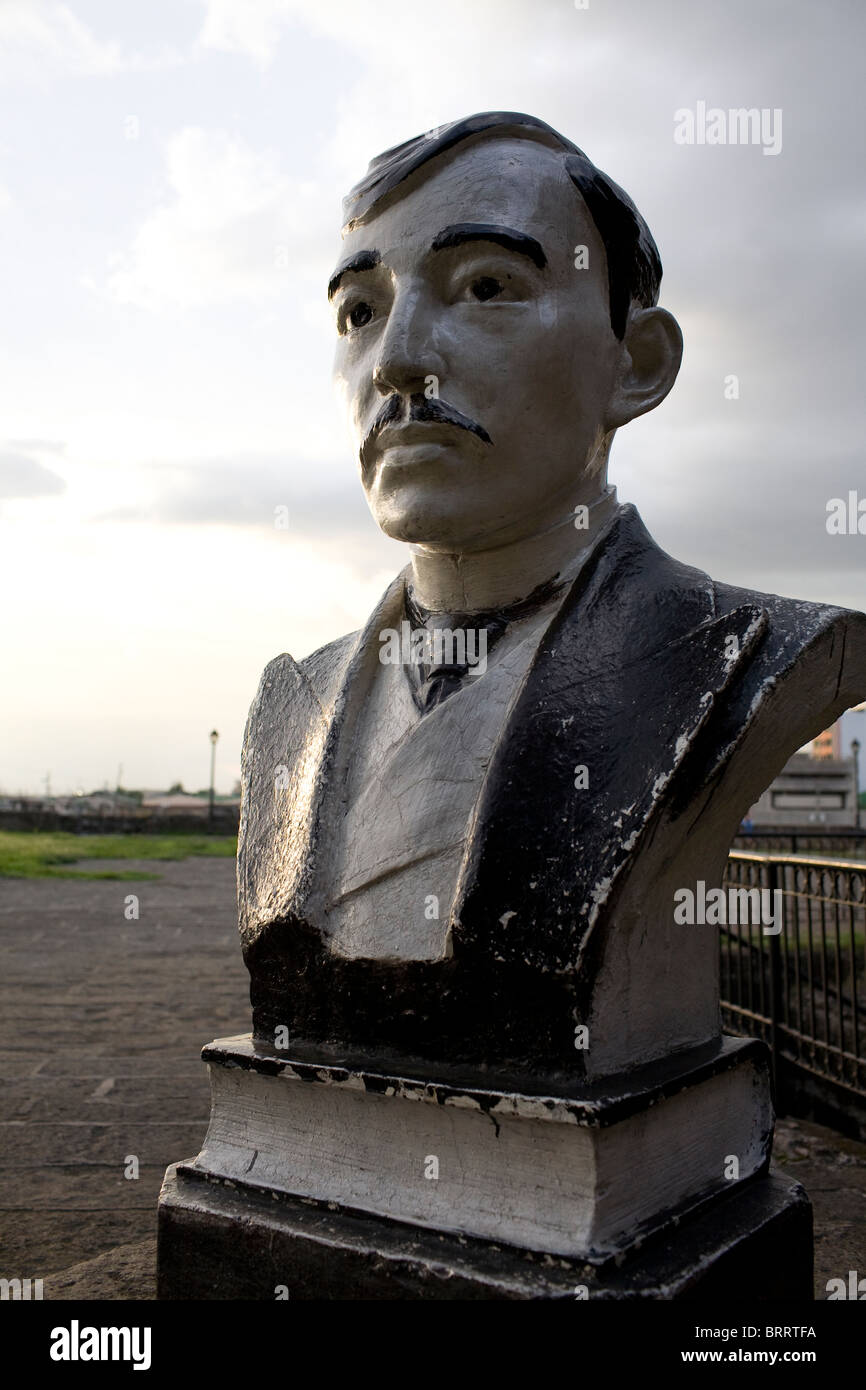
[732,826,866,858]
[721,852,866,1114]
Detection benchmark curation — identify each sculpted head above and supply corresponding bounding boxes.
[330,112,682,555]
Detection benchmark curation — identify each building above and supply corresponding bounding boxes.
[812,724,841,760]
[747,751,858,827]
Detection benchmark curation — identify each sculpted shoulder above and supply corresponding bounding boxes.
[711,577,866,697]
[245,628,360,733]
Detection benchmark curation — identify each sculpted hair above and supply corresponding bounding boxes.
[342,111,663,340]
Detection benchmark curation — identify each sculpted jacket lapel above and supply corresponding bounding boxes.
[238,572,407,946]
[450,505,768,973]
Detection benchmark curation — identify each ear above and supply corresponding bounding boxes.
[603,306,683,430]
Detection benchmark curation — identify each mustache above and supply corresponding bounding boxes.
[359,393,493,474]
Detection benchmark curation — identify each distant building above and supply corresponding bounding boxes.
[840,705,866,793]
[812,724,841,760]
[141,793,210,813]
[747,751,858,827]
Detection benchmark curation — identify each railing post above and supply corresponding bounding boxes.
[767,859,783,1113]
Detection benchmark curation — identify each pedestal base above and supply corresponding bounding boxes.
[157,1032,812,1300]
[165,1033,775,1262]
[157,1164,812,1300]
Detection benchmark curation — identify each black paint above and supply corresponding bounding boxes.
[430,222,547,269]
[158,1166,813,1301]
[241,505,866,1078]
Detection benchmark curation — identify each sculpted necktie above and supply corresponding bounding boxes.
[404,576,564,714]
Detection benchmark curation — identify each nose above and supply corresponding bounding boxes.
[372,285,444,397]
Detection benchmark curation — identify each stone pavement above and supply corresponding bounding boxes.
[0,858,249,1295]
[0,857,863,1300]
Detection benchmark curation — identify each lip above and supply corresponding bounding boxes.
[376,421,468,450]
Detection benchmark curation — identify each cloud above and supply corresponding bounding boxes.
[195,0,297,66]
[194,0,531,69]
[0,451,66,499]
[0,1,122,75]
[6,439,66,454]
[103,127,336,310]
[193,0,596,187]
[93,455,374,537]
[0,1,180,78]
[89,454,406,577]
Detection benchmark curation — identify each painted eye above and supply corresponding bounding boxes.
[470,276,503,302]
[348,301,373,328]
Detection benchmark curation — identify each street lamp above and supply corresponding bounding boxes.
[852,738,861,830]
[209,729,219,826]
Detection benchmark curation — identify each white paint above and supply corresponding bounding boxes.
[318,504,619,963]
[193,1037,771,1261]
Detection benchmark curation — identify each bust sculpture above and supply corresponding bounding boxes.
[158,113,866,1299]
[238,110,866,1077]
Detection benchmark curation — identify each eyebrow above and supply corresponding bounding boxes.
[326,223,547,301]
[430,223,547,269]
[327,249,381,301]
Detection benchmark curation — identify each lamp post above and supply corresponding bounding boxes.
[209,729,219,827]
[852,738,861,830]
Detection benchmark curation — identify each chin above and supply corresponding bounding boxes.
[371,499,480,551]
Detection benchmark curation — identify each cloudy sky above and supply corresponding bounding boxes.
[1,0,864,796]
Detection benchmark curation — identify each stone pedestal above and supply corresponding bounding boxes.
[157,1033,812,1300]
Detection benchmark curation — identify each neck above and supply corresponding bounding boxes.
[407,487,618,613]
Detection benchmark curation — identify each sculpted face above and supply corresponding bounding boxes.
[330,136,678,554]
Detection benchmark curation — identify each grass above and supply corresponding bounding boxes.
[0,831,238,880]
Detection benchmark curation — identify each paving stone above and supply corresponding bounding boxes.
[42,1237,157,1300]
[2,855,863,1300]
[0,858,247,1288]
